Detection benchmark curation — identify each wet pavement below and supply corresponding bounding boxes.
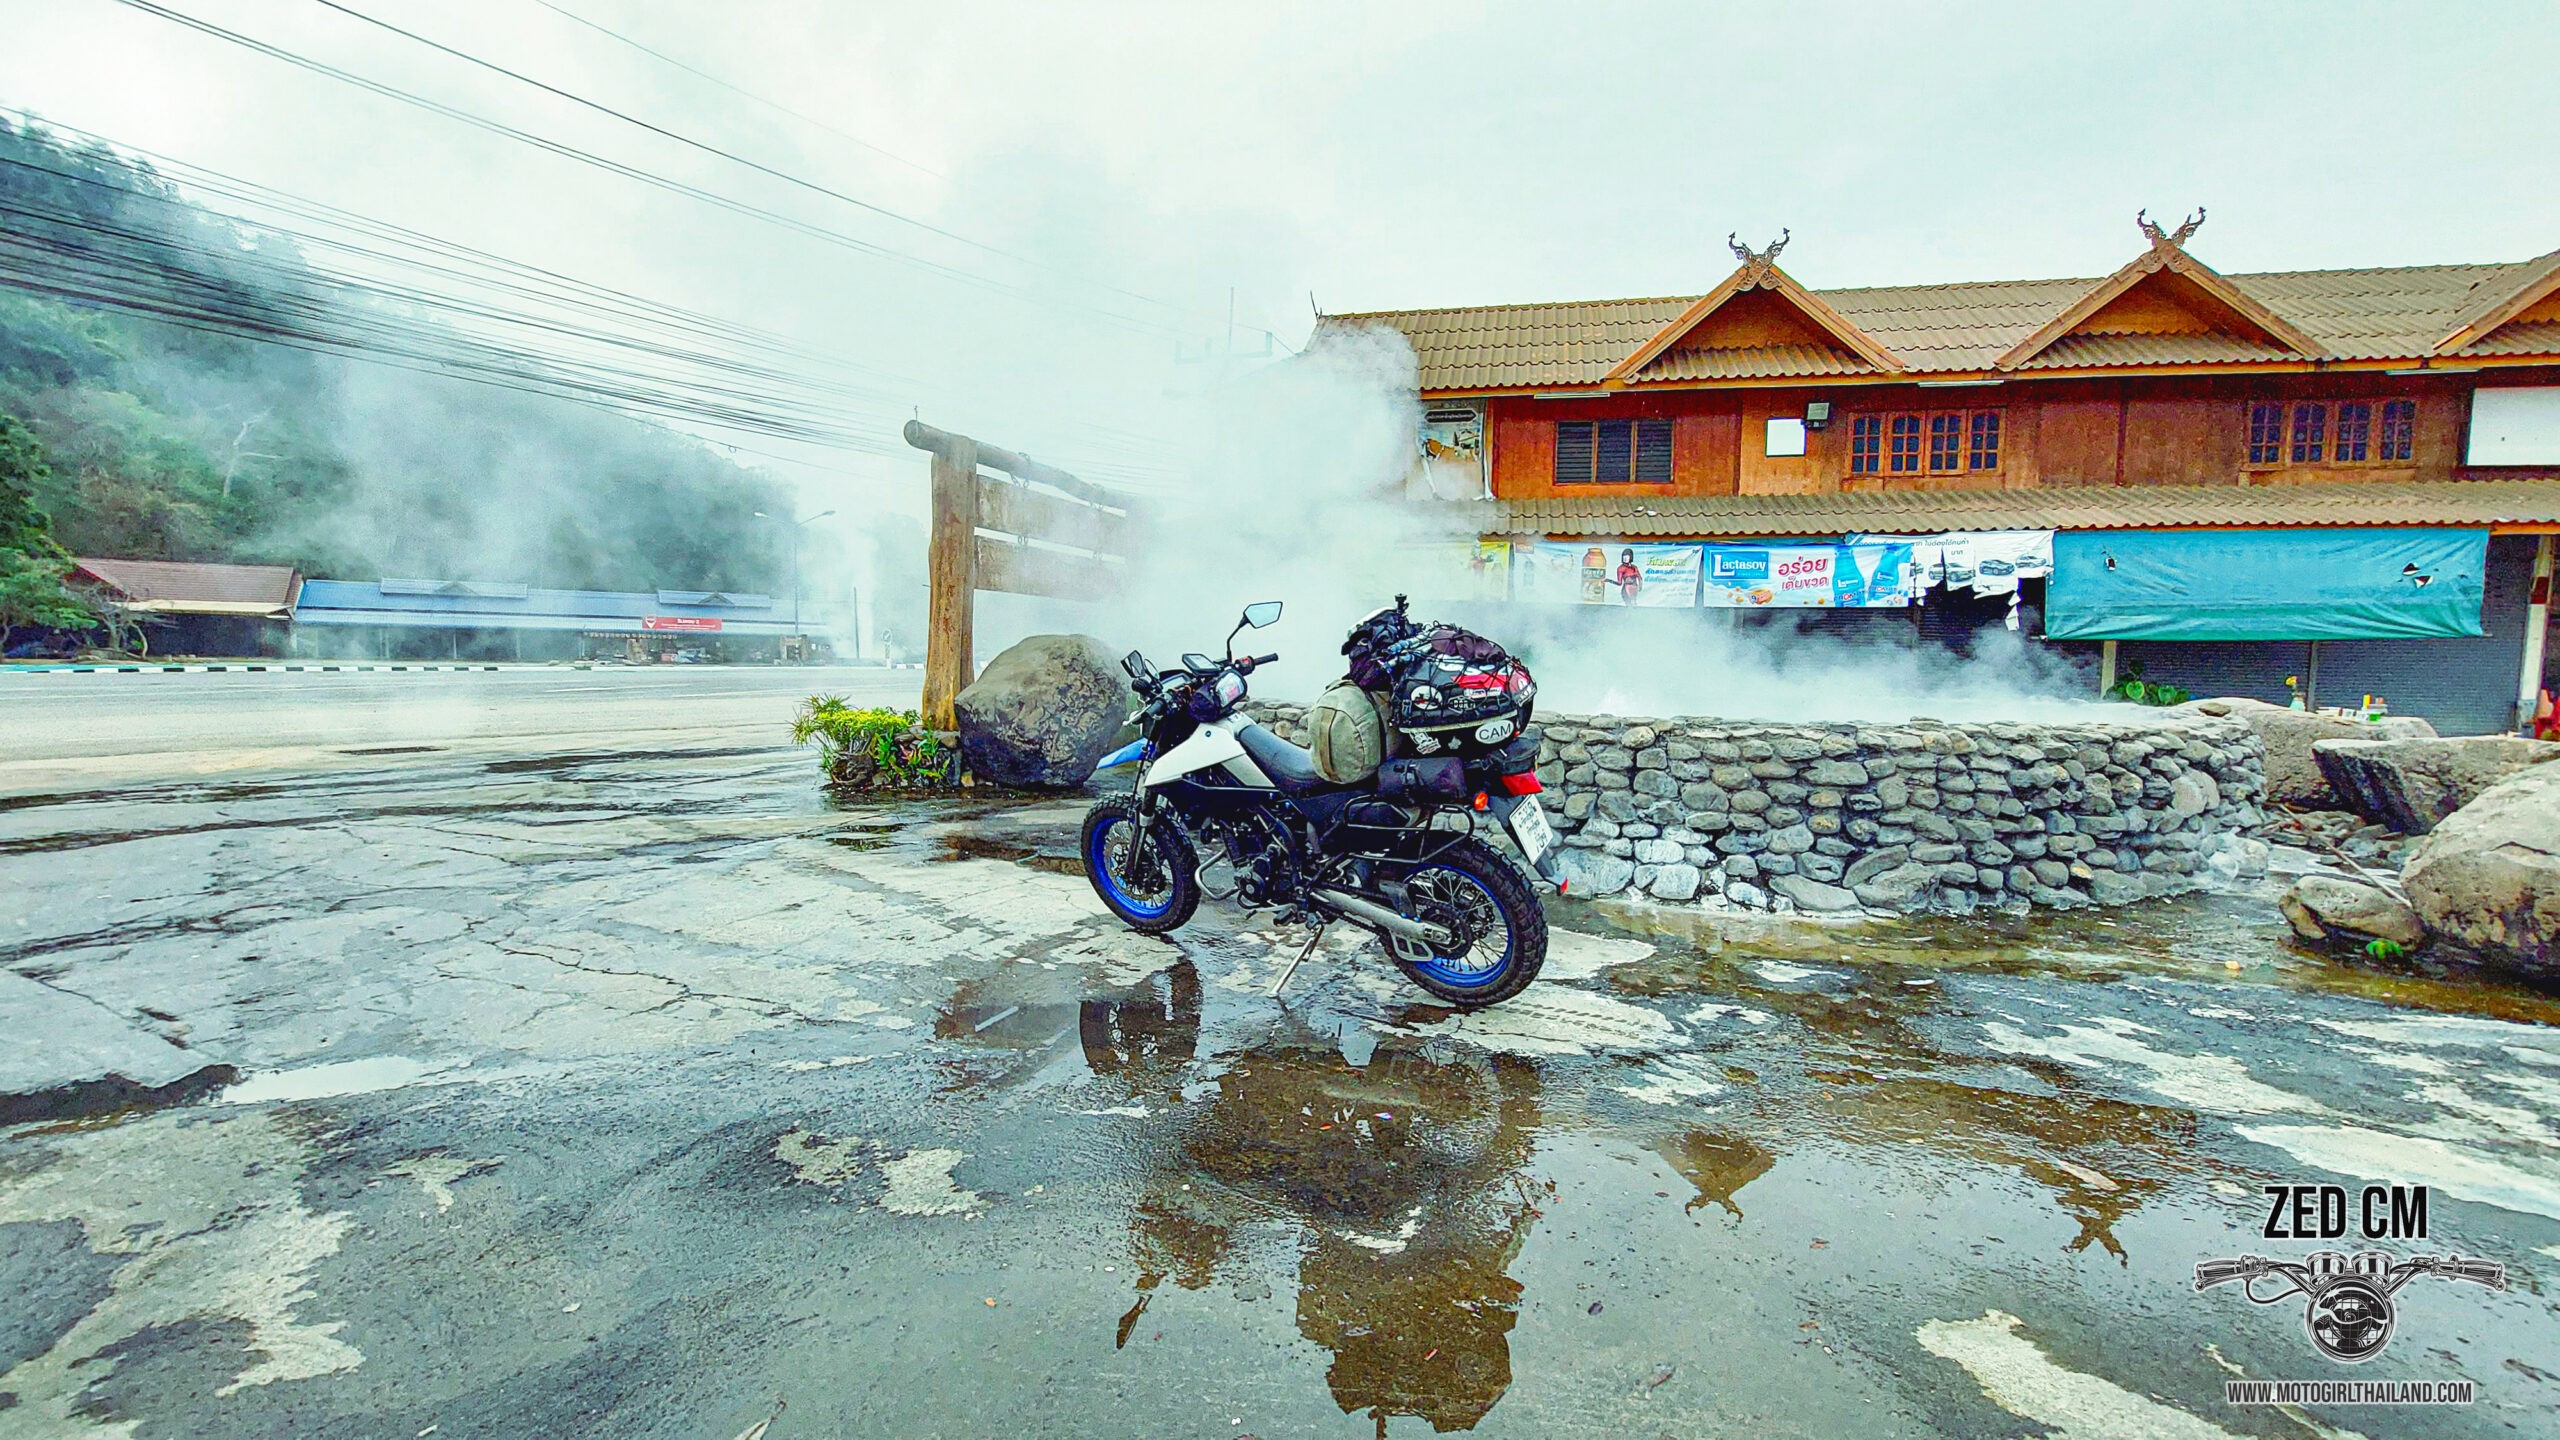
[3,673,2559,1438]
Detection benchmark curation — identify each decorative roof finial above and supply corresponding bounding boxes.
[2138,207,2207,248]
[1727,229,1791,278]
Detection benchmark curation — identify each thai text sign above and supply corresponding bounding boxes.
[1702,543,1913,608]
[642,615,723,631]
[1511,542,1701,607]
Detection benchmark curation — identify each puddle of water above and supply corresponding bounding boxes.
[1587,890,2560,1027]
[217,1056,464,1105]
[1109,1027,1545,1431]
[933,834,1085,875]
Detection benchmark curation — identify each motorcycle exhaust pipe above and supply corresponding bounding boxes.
[1309,887,1450,947]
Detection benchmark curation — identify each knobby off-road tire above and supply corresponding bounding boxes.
[1081,796,1200,934]
[1388,836,1547,1009]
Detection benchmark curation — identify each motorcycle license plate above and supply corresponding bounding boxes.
[1507,793,1556,862]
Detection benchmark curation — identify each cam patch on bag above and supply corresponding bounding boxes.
[1308,678,1387,784]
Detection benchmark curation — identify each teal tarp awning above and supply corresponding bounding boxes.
[2046,527,2488,641]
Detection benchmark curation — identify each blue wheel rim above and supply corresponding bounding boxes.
[1088,814,1174,919]
[1405,865,1513,990]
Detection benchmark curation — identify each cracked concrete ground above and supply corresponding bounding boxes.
[3,667,2559,1438]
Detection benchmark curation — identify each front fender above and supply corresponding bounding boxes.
[1094,738,1152,771]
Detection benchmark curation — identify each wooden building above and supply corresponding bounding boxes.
[1317,216,2560,734]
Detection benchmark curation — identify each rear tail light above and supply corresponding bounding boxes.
[1499,771,1542,795]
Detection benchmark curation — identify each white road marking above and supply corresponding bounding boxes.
[1917,1310,2240,1440]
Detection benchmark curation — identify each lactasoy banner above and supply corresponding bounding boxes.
[1703,543,1912,608]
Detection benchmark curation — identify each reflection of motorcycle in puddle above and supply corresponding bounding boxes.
[1082,994,1546,1435]
[1079,963,1201,1105]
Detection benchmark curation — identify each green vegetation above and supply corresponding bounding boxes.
[0,410,89,652]
[793,695,952,787]
[2108,660,2190,707]
[0,116,811,598]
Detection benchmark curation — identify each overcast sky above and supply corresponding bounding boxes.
[4,0,2557,508]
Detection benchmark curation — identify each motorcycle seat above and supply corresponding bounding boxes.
[1235,722,1365,796]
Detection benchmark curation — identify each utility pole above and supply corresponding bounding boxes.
[755,508,834,661]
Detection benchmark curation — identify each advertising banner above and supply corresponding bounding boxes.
[642,615,723,631]
[1859,530,2054,597]
[1511,541,1701,607]
[1701,542,1913,608]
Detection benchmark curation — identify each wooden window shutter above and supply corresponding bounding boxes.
[1594,420,1634,482]
[1633,419,1673,483]
[1553,421,1595,483]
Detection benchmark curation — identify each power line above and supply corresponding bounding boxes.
[107,0,1189,338]
[527,0,944,182]
[1,112,1193,485]
[303,0,1282,346]
[3,111,926,393]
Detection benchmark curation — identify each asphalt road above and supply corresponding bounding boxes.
[0,663,921,775]
[2,669,2557,1438]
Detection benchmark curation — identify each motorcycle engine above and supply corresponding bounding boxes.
[1226,814,1296,907]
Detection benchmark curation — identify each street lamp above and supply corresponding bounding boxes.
[754,508,835,661]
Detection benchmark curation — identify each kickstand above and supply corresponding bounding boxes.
[1269,921,1326,998]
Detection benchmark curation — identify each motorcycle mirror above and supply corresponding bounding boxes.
[1121,650,1148,680]
[1242,601,1282,629]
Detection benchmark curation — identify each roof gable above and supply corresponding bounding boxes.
[1606,235,1903,382]
[2436,247,2560,354]
[1995,217,2327,370]
[1317,242,2560,392]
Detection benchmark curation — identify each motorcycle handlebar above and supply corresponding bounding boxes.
[1250,652,1279,667]
[2406,1256,2507,1289]
[2195,1257,2270,1290]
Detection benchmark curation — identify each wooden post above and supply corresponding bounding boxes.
[921,438,978,731]
[2304,640,2321,713]
[2097,639,2117,697]
[2520,533,2556,733]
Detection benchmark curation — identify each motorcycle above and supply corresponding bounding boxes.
[1081,601,1557,1009]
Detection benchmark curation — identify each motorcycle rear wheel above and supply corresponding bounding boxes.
[1387,837,1546,1008]
[1082,796,1200,934]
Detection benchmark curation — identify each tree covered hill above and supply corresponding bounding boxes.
[0,115,803,595]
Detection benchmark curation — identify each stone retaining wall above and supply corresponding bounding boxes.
[1253,703,2267,915]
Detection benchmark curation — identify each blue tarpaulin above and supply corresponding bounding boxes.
[2046,528,2488,641]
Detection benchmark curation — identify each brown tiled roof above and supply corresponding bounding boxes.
[1351,295,1691,390]
[1442,479,2560,539]
[73,557,301,616]
[2465,320,2560,357]
[2013,331,2298,369]
[1636,343,1874,381]
[1327,256,2560,389]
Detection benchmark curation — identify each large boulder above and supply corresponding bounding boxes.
[954,634,1128,789]
[2277,874,2426,949]
[1555,848,1635,897]
[2402,766,2560,977]
[2175,697,2434,809]
[2313,735,2560,834]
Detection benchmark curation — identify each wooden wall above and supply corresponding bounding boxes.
[1482,370,2543,500]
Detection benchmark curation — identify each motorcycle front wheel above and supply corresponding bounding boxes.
[1082,795,1200,934]
[1387,837,1547,1008]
